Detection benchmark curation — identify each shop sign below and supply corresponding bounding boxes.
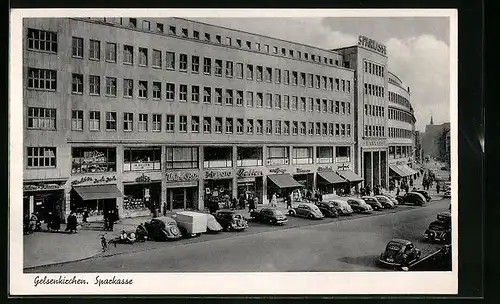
[205,170,233,180]
[337,163,351,170]
[269,167,287,174]
[363,139,386,147]
[131,162,154,171]
[71,175,117,186]
[23,182,65,191]
[296,168,311,174]
[317,166,334,172]
[358,35,387,55]
[236,168,262,178]
[135,173,152,183]
[165,171,199,183]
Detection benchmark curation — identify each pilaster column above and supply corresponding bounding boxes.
[198,146,205,211]
[232,145,238,199]
[370,151,374,188]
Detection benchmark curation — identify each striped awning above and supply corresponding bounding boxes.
[317,172,346,184]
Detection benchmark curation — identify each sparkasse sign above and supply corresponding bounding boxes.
[358,35,387,55]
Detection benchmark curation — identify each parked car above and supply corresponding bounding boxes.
[361,196,384,211]
[214,210,248,232]
[329,199,354,215]
[382,193,400,205]
[379,239,422,268]
[398,192,426,206]
[144,216,182,241]
[315,201,340,217]
[206,213,223,233]
[288,202,324,219]
[374,195,396,209]
[423,219,451,244]
[346,198,373,214]
[413,190,432,202]
[250,208,288,225]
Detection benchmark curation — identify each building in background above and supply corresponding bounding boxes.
[414,130,423,164]
[22,17,415,222]
[421,117,450,161]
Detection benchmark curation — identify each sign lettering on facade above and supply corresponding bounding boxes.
[135,173,152,183]
[269,167,287,174]
[364,139,387,147]
[204,170,233,180]
[131,162,155,171]
[337,163,351,170]
[71,175,117,186]
[165,171,199,183]
[23,183,65,191]
[296,168,311,174]
[358,35,387,55]
[236,168,263,178]
[317,166,334,172]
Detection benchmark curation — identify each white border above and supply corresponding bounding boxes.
[9,9,458,295]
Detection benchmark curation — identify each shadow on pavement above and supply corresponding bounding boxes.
[338,255,380,268]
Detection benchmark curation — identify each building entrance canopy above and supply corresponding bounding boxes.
[317,172,346,184]
[336,170,363,183]
[389,164,417,177]
[73,185,124,200]
[267,174,303,189]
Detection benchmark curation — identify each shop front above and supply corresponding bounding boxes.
[316,165,346,195]
[292,167,314,191]
[23,180,66,223]
[204,169,234,209]
[165,170,200,212]
[336,166,364,195]
[236,168,263,204]
[122,173,161,218]
[267,168,303,204]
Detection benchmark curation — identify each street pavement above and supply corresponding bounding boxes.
[25,197,450,273]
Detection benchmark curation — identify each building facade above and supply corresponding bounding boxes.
[22,17,415,222]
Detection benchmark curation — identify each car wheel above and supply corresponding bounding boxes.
[288,210,295,216]
[308,214,314,219]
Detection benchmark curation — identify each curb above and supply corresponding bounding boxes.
[23,249,103,271]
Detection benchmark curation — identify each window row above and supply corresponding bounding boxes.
[388,127,413,139]
[364,83,385,97]
[364,61,385,77]
[27,28,58,53]
[364,104,385,117]
[388,108,413,123]
[388,145,414,159]
[85,18,345,68]
[364,125,386,138]
[388,91,412,110]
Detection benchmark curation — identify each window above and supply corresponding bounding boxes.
[203,117,211,133]
[27,107,56,130]
[225,89,233,106]
[246,119,254,134]
[336,146,350,163]
[164,83,174,101]
[152,49,162,68]
[153,82,161,99]
[292,121,298,135]
[347,80,351,93]
[179,54,188,71]
[342,79,346,92]
[124,147,161,172]
[317,147,333,164]
[293,147,313,164]
[169,26,176,35]
[284,70,290,84]
[265,67,272,82]
[236,63,243,78]
[322,123,328,136]
[308,122,314,135]
[226,37,232,46]
[315,75,320,89]
[299,97,306,111]
[300,72,306,86]
[275,68,281,83]
[289,49,294,57]
[322,76,327,90]
[291,71,298,85]
[311,54,315,61]
[246,64,254,80]
[255,43,261,51]
[89,111,100,131]
[204,57,212,74]
[138,80,148,98]
[283,95,290,110]
[123,112,133,131]
[266,120,272,134]
[27,68,56,91]
[275,120,281,135]
[256,93,263,107]
[179,84,188,102]
[347,102,351,114]
[193,30,199,39]
[256,120,263,134]
[315,98,321,112]
[281,48,286,56]
[105,77,116,96]
[304,53,309,60]
[300,122,306,135]
[123,45,133,65]
[104,112,117,131]
[152,114,162,132]
[71,110,83,131]
[89,40,100,60]
[347,124,351,137]
[328,100,334,113]
[256,66,263,81]
[341,101,346,114]
[192,55,200,73]
[72,37,83,57]
[124,79,133,98]
[27,147,56,168]
[329,77,334,90]
[215,88,222,105]
[265,93,272,108]
[214,59,223,76]
[156,23,164,32]
[105,42,116,62]
[236,118,244,134]
[191,116,200,132]
[316,122,321,136]
[203,87,211,103]
[265,45,270,53]
[335,78,340,91]
[335,100,340,113]
[321,99,327,113]
[291,96,298,111]
[27,28,57,52]
[246,41,252,49]
[283,121,290,135]
[236,91,243,106]
[166,115,175,132]
[246,91,254,107]
[181,28,188,37]
[335,123,340,136]
[275,94,281,109]
[329,123,334,136]
[236,39,242,47]
[166,51,175,69]
[267,147,290,166]
[226,61,233,77]
[71,73,83,94]
[215,117,223,133]
[166,147,199,169]
[71,147,116,173]
[204,32,211,41]
[179,115,188,132]
[216,35,222,43]
[191,85,200,102]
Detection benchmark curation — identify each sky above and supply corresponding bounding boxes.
[193,17,451,132]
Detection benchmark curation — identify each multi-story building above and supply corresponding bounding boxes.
[22,17,415,222]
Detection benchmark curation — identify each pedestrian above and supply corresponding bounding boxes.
[360,187,365,196]
[248,195,256,213]
[108,208,116,231]
[51,211,61,232]
[163,202,167,216]
[66,211,77,233]
[286,195,292,209]
[238,195,246,210]
[436,183,441,194]
[365,185,371,196]
[270,193,278,208]
[396,187,400,196]
[82,208,89,223]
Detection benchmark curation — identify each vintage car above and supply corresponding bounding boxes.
[314,201,340,218]
[423,219,451,243]
[398,192,426,206]
[206,213,223,233]
[250,208,288,225]
[413,190,432,202]
[288,202,324,219]
[379,239,422,268]
[329,199,354,215]
[374,195,396,209]
[361,196,384,211]
[406,245,451,271]
[346,198,373,214]
[214,210,248,232]
[144,216,182,241]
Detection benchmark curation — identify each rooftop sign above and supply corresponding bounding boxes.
[358,35,387,55]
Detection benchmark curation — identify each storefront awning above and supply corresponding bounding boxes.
[73,185,124,200]
[336,170,363,183]
[389,164,407,177]
[399,164,416,176]
[317,172,346,184]
[267,174,303,189]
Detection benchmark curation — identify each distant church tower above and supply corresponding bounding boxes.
[430,115,434,125]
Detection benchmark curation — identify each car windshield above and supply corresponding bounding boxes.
[274,211,284,216]
[311,206,320,212]
[429,223,445,230]
[387,243,403,252]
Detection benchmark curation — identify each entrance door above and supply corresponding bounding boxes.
[170,188,185,210]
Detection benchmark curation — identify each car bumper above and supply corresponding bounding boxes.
[275,219,288,225]
[378,259,402,267]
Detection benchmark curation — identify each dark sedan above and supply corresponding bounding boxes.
[398,192,426,206]
[361,196,383,211]
[379,239,422,268]
[214,210,248,232]
[413,190,432,202]
[346,198,373,214]
[315,201,340,218]
[250,208,288,225]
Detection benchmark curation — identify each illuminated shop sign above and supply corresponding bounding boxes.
[165,171,199,183]
[358,35,387,55]
[236,168,263,178]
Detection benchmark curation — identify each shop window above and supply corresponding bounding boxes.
[124,147,161,171]
[71,147,116,174]
[335,146,350,163]
[203,146,232,168]
[267,146,289,165]
[317,147,333,164]
[166,147,199,169]
[27,147,56,168]
[237,147,262,167]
